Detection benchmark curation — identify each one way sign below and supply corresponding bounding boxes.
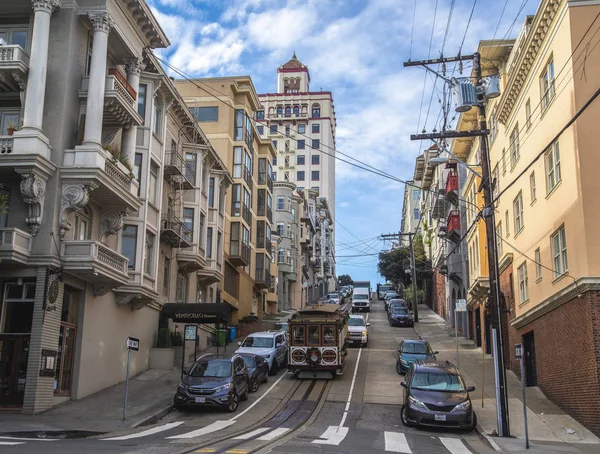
[126,336,140,351]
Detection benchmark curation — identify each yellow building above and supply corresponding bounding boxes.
[174,77,275,323]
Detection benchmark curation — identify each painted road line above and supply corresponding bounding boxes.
[167,420,235,440]
[0,436,59,442]
[312,425,349,445]
[229,371,287,422]
[439,437,472,454]
[0,441,26,445]
[232,427,271,440]
[384,432,412,453]
[102,421,185,441]
[256,427,290,441]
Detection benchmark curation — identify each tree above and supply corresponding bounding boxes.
[337,274,353,286]
[377,247,411,287]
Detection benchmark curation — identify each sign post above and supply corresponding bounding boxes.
[455,300,467,368]
[182,325,197,380]
[123,336,139,420]
[516,343,529,449]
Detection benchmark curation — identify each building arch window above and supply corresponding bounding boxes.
[268,107,274,116]
[176,272,188,303]
[293,105,299,116]
[284,106,291,117]
[311,103,320,118]
[276,106,283,115]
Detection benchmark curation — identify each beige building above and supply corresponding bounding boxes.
[174,77,276,323]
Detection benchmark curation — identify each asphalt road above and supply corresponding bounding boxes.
[2,299,494,454]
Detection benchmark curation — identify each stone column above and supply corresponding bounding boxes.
[20,0,60,132]
[81,12,113,148]
[121,57,144,160]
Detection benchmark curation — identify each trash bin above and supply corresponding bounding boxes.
[229,327,237,342]
[217,329,227,347]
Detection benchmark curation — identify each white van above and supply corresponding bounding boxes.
[351,287,371,312]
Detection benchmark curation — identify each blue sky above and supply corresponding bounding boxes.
[148,0,539,286]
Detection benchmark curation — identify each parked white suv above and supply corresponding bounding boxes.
[235,331,288,374]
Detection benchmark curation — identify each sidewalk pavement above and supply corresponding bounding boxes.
[414,304,600,452]
[0,336,247,436]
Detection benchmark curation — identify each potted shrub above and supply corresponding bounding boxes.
[6,123,16,136]
[149,328,175,370]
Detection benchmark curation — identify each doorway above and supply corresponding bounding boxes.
[523,331,537,386]
[54,287,80,397]
[474,307,482,347]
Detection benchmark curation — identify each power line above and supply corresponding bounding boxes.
[459,0,478,54]
[441,0,457,56]
[409,0,417,61]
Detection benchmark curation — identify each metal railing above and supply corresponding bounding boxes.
[104,159,132,189]
[0,137,14,154]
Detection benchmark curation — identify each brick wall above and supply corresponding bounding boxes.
[431,269,447,320]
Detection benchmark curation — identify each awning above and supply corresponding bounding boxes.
[162,303,231,324]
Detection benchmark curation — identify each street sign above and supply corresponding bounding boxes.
[184,325,197,341]
[126,336,139,351]
[515,343,523,359]
[456,299,467,312]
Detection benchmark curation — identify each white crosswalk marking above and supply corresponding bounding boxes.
[256,427,290,440]
[384,431,412,453]
[312,425,349,445]
[101,421,184,441]
[0,441,26,445]
[439,437,472,454]
[233,427,271,440]
[166,420,235,439]
[0,436,58,442]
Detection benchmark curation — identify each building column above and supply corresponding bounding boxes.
[20,0,60,132]
[81,12,113,148]
[121,57,144,160]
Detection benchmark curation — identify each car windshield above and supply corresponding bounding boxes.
[402,343,432,354]
[241,336,274,348]
[241,356,256,368]
[391,307,408,314]
[411,371,465,392]
[353,294,368,300]
[386,293,398,299]
[327,294,339,299]
[348,318,365,327]
[188,360,231,378]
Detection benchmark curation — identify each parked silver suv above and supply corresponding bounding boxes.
[235,331,288,374]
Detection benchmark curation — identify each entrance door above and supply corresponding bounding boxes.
[523,331,537,386]
[474,308,482,347]
[0,335,29,406]
[55,287,80,397]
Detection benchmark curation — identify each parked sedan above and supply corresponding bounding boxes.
[389,306,414,327]
[401,360,477,430]
[396,340,437,374]
[384,292,400,310]
[326,293,342,305]
[239,353,269,392]
[174,354,249,413]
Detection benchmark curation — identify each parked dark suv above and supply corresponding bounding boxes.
[174,354,249,413]
[401,360,476,430]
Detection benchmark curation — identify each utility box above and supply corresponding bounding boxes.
[452,78,477,112]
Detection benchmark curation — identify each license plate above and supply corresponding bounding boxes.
[434,414,446,421]
[194,397,206,403]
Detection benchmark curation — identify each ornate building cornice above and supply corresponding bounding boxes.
[59,183,97,238]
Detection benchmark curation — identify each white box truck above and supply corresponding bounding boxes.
[351,286,371,312]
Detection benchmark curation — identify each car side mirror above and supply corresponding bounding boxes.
[182,368,189,375]
[366,323,371,326]
[275,343,281,347]
[467,386,476,392]
[236,371,246,376]
[237,341,242,346]
[433,351,439,355]
[400,381,407,388]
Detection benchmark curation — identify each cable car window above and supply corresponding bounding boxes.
[307,325,320,345]
[322,326,335,345]
[292,325,305,345]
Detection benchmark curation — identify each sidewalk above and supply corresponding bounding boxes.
[0,335,247,436]
[415,304,600,452]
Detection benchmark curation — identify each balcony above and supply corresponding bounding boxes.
[0,45,29,93]
[445,171,459,204]
[0,136,13,155]
[78,71,142,128]
[243,168,253,191]
[177,244,207,272]
[254,268,271,290]
[164,150,195,189]
[0,228,32,265]
[447,210,461,242]
[197,258,223,285]
[229,240,250,266]
[160,215,192,248]
[61,240,129,290]
[242,203,252,225]
[432,191,446,220]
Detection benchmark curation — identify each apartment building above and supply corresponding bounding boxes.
[174,77,275,323]
[258,54,337,292]
[0,0,230,413]
[400,181,421,245]
[473,0,600,431]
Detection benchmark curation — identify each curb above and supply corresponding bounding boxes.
[477,424,503,452]
[130,404,174,429]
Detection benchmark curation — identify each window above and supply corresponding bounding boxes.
[183,208,194,242]
[496,223,503,255]
[257,125,264,135]
[122,225,138,269]
[276,106,283,115]
[509,124,519,167]
[312,139,320,150]
[137,84,147,120]
[231,184,241,216]
[312,123,320,133]
[298,124,306,134]
[311,170,320,181]
[293,105,299,116]
[412,189,420,201]
[149,163,158,205]
[190,106,218,122]
[0,187,8,227]
[144,232,155,276]
[208,177,215,207]
[163,257,170,296]
[257,111,264,120]
[505,210,510,237]
[413,208,419,220]
[311,155,320,165]
[545,141,561,193]
[297,155,305,165]
[312,105,320,118]
[297,139,305,149]
[73,212,89,240]
[176,272,187,302]
[152,98,162,135]
[541,57,555,110]
[517,262,529,303]
[525,98,532,129]
[134,153,143,195]
[513,192,524,234]
[270,124,277,134]
[297,170,305,181]
[530,172,536,203]
[234,109,244,141]
[551,225,568,278]
[277,222,285,237]
[501,148,507,175]
[272,172,277,181]
[535,248,542,280]
[272,156,277,166]
[207,227,213,258]
[233,146,243,178]
[284,106,291,117]
[277,196,285,211]
[292,326,305,346]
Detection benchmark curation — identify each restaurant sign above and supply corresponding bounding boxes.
[162,303,231,324]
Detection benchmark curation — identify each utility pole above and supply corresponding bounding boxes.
[404,53,510,437]
[381,232,419,322]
